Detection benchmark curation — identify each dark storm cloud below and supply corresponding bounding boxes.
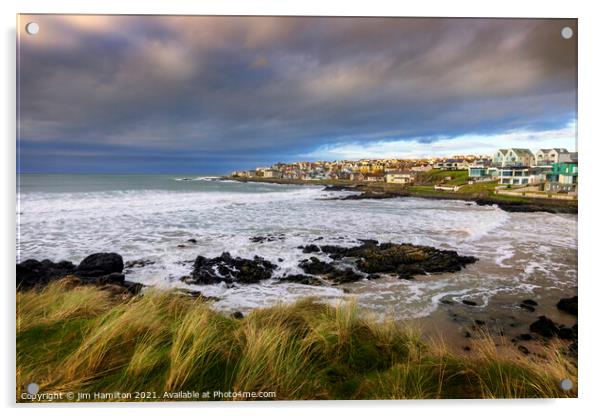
[17,15,577,173]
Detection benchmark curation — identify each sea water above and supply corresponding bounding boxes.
[17,174,577,319]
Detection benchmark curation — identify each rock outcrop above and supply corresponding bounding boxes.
[181,252,277,285]
[557,296,577,316]
[16,252,141,295]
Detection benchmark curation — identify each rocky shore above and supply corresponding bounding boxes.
[178,239,478,287]
[16,253,143,295]
[17,239,479,296]
[433,292,578,359]
[320,184,577,214]
[227,178,577,214]
[16,247,577,360]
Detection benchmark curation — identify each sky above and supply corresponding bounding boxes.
[17,15,577,174]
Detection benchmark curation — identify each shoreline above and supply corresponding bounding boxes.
[226,176,578,214]
[17,247,578,363]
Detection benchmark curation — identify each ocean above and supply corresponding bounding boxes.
[16,174,577,320]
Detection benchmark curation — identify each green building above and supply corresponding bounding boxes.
[545,162,578,192]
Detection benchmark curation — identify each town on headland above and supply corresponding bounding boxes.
[230,148,578,213]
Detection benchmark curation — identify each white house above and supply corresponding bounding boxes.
[385,171,415,184]
[498,166,530,186]
[535,148,569,166]
[261,169,282,178]
[410,165,433,172]
[493,149,535,167]
[434,159,470,170]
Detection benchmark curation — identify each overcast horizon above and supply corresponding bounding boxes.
[18,15,577,174]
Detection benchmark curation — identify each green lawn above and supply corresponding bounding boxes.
[417,170,469,186]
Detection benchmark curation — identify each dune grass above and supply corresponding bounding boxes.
[16,280,577,401]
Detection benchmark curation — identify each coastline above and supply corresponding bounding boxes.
[226,176,578,214]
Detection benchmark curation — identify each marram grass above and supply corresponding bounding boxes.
[16,280,577,401]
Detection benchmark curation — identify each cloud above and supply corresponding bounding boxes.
[302,121,577,160]
[17,15,577,173]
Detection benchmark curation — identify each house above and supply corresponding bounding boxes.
[528,167,548,185]
[434,159,470,170]
[363,173,385,182]
[535,148,569,166]
[349,172,365,182]
[410,165,433,172]
[468,165,488,178]
[261,169,282,178]
[385,171,415,184]
[493,149,535,167]
[498,166,530,186]
[545,162,578,192]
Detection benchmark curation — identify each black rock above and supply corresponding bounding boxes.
[187,238,197,244]
[440,299,454,305]
[340,192,398,200]
[519,303,536,312]
[123,280,143,295]
[250,235,284,243]
[318,240,477,280]
[518,345,530,355]
[322,185,358,192]
[320,245,348,257]
[301,244,321,253]
[98,272,125,286]
[462,300,478,306]
[522,299,538,306]
[517,333,533,341]
[298,257,335,275]
[76,253,124,277]
[278,274,324,286]
[124,259,155,268]
[529,316,559,338]
[17,253,143,295]
[327,268,365,285]
[231,311,244,320]
[366,274,383,280]
[182,252,277,285]
[16,259,76,289]
[557,296,578,316]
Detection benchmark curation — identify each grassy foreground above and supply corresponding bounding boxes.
[17,279,577,401]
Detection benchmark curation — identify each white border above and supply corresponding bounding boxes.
[2,1,601,414]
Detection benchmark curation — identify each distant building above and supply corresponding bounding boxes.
[261,169,282,178]
[385,171,415,184]
[349,172,364,182]
[535,148,569,166]
[493,149,535,167]
[363,173,384,182]
[545,162,578,192]
[528,167,548,185]
[410,165,433,172]
[498,166,530,186]
[468,166,488,178]
[434,159,470,170]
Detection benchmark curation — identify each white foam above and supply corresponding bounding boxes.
[17,182,577,319]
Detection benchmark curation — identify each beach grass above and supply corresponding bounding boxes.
[17,280,577,401]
